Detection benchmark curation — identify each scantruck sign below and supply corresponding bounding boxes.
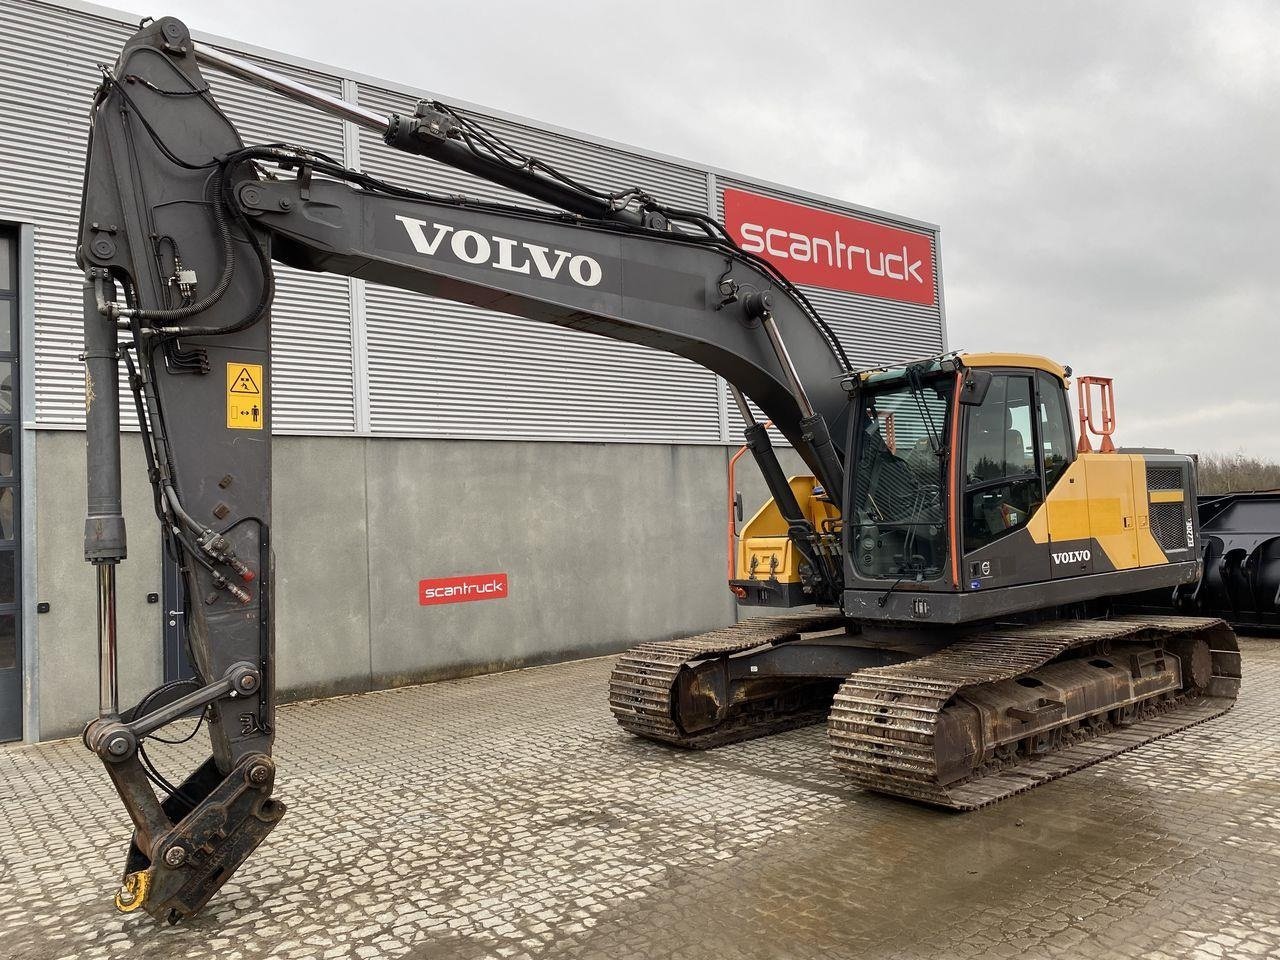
[419,573,509,606]
[723,189,935,306]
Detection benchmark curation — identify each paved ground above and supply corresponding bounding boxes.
[2,637,1278,960]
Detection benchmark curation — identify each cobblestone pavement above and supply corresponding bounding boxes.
[2,638,1278,960]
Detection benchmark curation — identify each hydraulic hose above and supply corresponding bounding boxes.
[119,167,237,325]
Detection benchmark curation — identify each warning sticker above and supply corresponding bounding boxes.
[226,362,265,430]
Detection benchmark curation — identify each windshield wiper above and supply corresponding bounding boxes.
[905,363,944,453]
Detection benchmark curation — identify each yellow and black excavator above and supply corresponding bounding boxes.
[609,358,1238,809]
[76,18,1238,923]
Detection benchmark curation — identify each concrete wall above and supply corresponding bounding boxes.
[31,429,809,740]
[35,430,164,739]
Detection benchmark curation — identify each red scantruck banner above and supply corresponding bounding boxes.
[722,188,935,306]
[419,573,509,606]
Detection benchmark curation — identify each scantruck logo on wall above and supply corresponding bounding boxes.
[419,573,509,606]
[723,189,935,305]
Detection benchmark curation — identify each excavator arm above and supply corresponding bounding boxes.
[76,17,851,920]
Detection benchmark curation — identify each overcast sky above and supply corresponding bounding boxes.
[155,0,1278,457]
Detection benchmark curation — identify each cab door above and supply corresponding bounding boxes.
[1037,371,1096,578]
[960,372,1051,590]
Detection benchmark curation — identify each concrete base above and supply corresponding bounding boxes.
[30,430,809,740]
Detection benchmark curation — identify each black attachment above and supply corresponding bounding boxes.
[1178,492,1280,630]
[118,754,285,923]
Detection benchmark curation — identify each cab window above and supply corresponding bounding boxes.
[965,375,1034,484]
[1036,372,1073,489]
[849,376,952,580]
[963,374,1042,552]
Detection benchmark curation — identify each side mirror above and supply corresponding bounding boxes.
[959,369,993,406]
[734,491,744,525]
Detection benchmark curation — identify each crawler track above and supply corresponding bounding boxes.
[827,615,1241,809]
[608,612,843,748]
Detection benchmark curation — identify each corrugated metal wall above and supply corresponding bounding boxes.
[0,1,130,427]
[2,0,945,446]
[355,85,723,442]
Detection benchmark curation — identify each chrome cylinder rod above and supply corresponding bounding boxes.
[759,313,817,420]
[97,563,119,719]
[193,43,389,133]
[728,385,757,428]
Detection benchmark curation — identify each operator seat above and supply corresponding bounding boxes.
[967,403,1003,481]
[1003,407,1029,475]
[967,404,1029,483]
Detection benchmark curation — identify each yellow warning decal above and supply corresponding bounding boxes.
[226,362,264,430]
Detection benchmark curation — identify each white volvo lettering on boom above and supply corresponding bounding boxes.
[395,215,603,287]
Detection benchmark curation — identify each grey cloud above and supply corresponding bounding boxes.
[159,0,1279,456]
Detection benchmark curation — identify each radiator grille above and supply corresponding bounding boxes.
[1147,466,1183,491]
[1150,502,1189,552]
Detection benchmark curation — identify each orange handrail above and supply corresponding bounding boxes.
[727,421,773,582]
[1076,376,1117,453]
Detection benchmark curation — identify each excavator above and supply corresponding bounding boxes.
[76,17,1240,923]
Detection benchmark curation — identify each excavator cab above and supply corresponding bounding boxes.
[734,352,1207,625]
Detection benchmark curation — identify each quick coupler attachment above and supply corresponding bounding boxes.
[83,664,286,922]
[83,735,286,923]
[122,754,284,923]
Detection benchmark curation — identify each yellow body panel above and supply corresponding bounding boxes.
[736,476,838,583]
[1028,454,1176,571]
[1042,468,1092,542]
[1084,457,1139,568]
[959,352,1068,382]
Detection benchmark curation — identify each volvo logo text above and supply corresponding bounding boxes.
[396,215,603,287]
[1051,550,1091,564]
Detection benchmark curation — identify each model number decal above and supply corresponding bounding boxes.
[1051,549,1091,564]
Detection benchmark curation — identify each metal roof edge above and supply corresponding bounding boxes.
[43,0,942,234]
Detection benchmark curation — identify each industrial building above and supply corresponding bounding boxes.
[0,0,946,743]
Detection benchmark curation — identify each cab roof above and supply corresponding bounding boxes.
[959,352,1069,382]
[852,351,1070,388]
